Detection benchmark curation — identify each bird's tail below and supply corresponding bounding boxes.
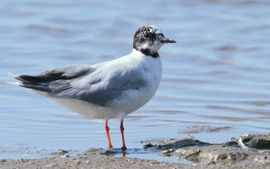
[7,72,22,86]
[7,72,50,92]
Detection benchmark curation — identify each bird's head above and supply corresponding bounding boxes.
[133,25,176,57]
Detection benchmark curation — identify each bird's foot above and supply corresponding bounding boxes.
[121,145,127,151]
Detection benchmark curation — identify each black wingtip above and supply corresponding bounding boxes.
[12,75,50,92]
[14,75,42,84]
[14,75,23,81]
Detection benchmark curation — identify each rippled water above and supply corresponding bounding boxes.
[0,0,270,159]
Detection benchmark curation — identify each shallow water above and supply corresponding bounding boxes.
[0,0,270,160]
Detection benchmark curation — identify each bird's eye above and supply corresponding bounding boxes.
[147,33,156,40]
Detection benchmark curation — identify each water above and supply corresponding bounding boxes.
[0,0,270,160]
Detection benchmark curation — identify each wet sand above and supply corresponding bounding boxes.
[0,155,268,169]
[1,133,269,169]
[0,156,185,169]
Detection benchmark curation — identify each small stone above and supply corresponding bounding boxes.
[0,159,7,163]
[161,149,174,156]
[143,143,154,148]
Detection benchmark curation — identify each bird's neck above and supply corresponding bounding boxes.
[132,48,159,58]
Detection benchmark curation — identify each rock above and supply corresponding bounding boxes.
[175,145,249,165]
[229,134,270,150]
[142,138,210,150]
[176,148,201,162]
[243,134,270,149]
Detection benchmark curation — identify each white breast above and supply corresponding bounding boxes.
[108,50,162,115]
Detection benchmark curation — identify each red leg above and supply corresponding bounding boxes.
[120,120,127,151]
[105,120,113,148]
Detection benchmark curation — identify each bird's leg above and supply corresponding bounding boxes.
[120,119,127,151]
[105,120,113,148]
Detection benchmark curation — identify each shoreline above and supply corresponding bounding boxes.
[0,133,269,169]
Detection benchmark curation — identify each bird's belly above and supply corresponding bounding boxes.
[52,84,157,120]
[108,84,158,115]
[53,98,124,119]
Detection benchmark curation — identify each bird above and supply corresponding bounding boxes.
[10,25,176,151]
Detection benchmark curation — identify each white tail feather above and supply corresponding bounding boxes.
[7,72,19,78]
[7,72,21,86]
[7,81,22,86]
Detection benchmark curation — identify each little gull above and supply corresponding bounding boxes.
[10,25,176,151]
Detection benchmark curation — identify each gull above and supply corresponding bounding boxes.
[10,25,176,151]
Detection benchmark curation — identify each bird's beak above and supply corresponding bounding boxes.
[160,37,176,43]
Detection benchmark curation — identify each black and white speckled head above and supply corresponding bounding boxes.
[133,25,176,58]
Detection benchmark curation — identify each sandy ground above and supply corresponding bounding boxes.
[0,134,269,169]
[0,156,187,169]
[0,154,268,169]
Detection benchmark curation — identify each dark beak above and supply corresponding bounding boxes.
[160,37,176,43]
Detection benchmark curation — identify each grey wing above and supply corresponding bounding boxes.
[53,68,147,106]
[15,64,93,92]
[16,64,147,107]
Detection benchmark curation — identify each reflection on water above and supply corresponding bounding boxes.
[0,0,270,159]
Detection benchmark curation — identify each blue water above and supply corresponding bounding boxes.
[0,0,270,160]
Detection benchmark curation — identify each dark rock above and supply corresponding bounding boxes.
[225,134,270,150]
[238,134,270,149]
[142,138,210,150]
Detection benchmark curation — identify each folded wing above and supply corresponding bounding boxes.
[14,64,147,107]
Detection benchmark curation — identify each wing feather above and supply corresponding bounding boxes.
[53,65,147,106]
[14,63,147,107]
